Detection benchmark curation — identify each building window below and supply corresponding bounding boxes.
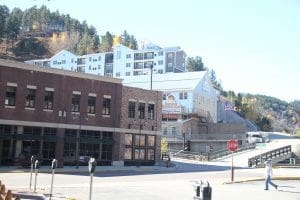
[158,60,163,65]
[147,135,155,146]
[71,94,80,112]
[5,86,16,106]
[158,51,163,56]
[126,72,130,76]
[135,134,145,146]
[126,54,131,59]
[148,104,155,120]
[125,133,133,145]
[138,102,145,119]
[158,69,163,74]
[116,72,120,77]
[147,149,155,160]
[128,101,135,118]
[172,127,176,136]
[167,53,173,58]
[126,63,131,67]
[102,97,111,115]
[134,53,143,60]
[88,96,96,114]
[44,91,54,110]
[62,60,66,64]
[89,57,92,62]
[179,92,188,99]
[53,60,57,64]
[124,148,133,159]
[163,127,167,135]
[116,51,121,59]
[144,52,154,59]
[26,89,36,108]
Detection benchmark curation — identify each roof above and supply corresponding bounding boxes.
[121,71,207,91]
[0,59,123,84]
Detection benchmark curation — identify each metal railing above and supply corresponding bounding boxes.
[169,143,256,161]
[248,145,292,167]
[207,143,256,161]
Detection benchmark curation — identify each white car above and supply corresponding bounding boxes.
[246,132,263,144]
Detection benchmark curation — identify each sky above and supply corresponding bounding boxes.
[2,0,300,102]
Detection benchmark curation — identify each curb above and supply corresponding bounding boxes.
[223,176,300,184]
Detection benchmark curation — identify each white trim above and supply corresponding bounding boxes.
[148,101,155,104]
[129,99,136,102]
[102,115,111,118]
[5,105,15,109]
[7,82,17,87]
[103,95,111,99]
[27,85,37,89]
[88,93,97,97]
[45,87,54,91]
[25,107,35,111]
[139,100,146,103]
[72,91,81,95]
[43,109,54,112]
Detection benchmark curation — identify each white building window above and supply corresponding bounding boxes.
[179,92,188,99]
[158,60,163,65]
[126,72,130,76]
[117,51,121,59]
[126,54,131,59]
[158,69,163,74]
[116,72,121,77]
[158,51,163,56]
[126,63,131,67]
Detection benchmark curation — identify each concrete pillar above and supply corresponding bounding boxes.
[14,126,23,158]
[55,128,65,168]
[112,131,124,166]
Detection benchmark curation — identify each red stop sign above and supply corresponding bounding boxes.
[227,139,238,151]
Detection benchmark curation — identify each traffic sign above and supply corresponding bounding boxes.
[227,139,238,151]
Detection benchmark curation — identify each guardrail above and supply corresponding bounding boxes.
[208,143,256,161]
[248,145,292,167]
[169,143,256,161]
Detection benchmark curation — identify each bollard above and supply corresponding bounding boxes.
[33,160,39,193]
[50,159,57,200]
[29,156,34,190]
[88,157,96,200]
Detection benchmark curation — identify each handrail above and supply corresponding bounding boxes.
[208,143,256,161]
[248,145,292,167]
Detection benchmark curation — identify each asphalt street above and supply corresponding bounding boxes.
[1,159,300,200]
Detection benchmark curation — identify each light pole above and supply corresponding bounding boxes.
[73,112,89,169]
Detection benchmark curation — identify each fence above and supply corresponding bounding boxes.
[248,145,292,167]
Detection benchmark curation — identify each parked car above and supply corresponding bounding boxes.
[246,132,263,144]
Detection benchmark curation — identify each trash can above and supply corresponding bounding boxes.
[194,181,212,200]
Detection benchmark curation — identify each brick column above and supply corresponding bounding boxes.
[55,128,65,168]
[112,131,124,166]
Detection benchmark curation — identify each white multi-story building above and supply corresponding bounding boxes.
[122,71,218,122]
[25,43,186,78]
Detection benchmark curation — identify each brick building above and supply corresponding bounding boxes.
[0,59,162,167]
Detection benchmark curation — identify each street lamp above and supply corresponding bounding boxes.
[73,112,89,168]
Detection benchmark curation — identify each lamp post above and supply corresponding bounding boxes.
[73,112,89,169]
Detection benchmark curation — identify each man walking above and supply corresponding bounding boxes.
[264,160,278,190]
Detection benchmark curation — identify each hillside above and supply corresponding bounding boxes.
[222,92,300,133]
